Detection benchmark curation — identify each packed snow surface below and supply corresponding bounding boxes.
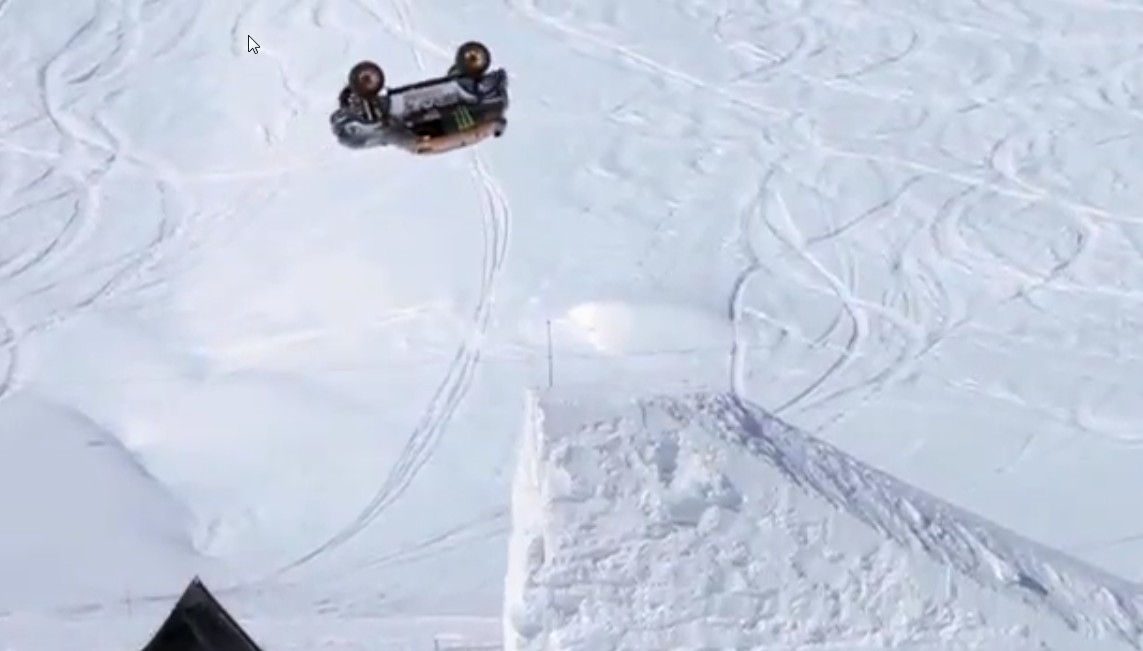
[505,391,1143,650]
[2,0,1143,647]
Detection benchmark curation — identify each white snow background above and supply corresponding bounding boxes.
[2,0,1143,648]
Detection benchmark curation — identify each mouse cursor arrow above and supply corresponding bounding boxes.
[248,35,260,53]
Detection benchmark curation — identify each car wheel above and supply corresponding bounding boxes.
[349,61,385,97]
[455,41,491,77]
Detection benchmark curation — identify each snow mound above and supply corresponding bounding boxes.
[504,390,1143,650]
[0,392,206,611]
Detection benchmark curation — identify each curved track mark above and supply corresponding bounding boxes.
[0,316,16,401]
[270,153,512,576]
[258,9,515,575]
[503,0,789,120]
[728,168,776,397]
[6,0,148,311]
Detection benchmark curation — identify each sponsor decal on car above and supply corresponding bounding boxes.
[454,105,476,130]
[403,86,461,113]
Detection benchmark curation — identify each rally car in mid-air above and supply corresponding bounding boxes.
[330,41,508,155]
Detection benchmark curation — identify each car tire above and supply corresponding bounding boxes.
[349,61,385,97]
[455,41,491,78]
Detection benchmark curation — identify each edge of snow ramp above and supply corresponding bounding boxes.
[505,388,1143,650]
[139,577,264,651]
[720,392,1143,645]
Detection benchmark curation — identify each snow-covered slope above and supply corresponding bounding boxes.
[0,392,207,610]
[505,390,1143,650]
[3,0,1143,647]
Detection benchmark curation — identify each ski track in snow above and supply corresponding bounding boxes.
[0,0,126,394]
[31,507,512,619]
[274,158,512,575]
[695,0,1138,429]
[3,0,1143,635]
[492,0,1143,568]
[269,11,514,577]
[316,506,510,589]
[502,0,928,417]
[42,155,515,607]
[1,0,195,339]
[1,0,516,609]
[0,315,15,402]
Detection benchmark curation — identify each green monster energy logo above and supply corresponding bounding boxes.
[453,105,476,131]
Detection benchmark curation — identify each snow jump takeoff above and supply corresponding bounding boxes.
[330,41,509,155]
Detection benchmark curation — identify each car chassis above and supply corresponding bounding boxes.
[330,41,508,155]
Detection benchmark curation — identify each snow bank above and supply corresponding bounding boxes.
[503,390,1143,650]
[0,392,206,612]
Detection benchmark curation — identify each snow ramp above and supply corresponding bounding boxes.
[504,390,1143,650]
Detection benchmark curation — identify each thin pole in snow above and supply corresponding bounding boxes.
[546,319,554,388]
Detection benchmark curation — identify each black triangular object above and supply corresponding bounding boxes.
[139,578,263,651]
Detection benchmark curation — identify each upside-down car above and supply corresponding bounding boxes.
[330,41,508,155]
